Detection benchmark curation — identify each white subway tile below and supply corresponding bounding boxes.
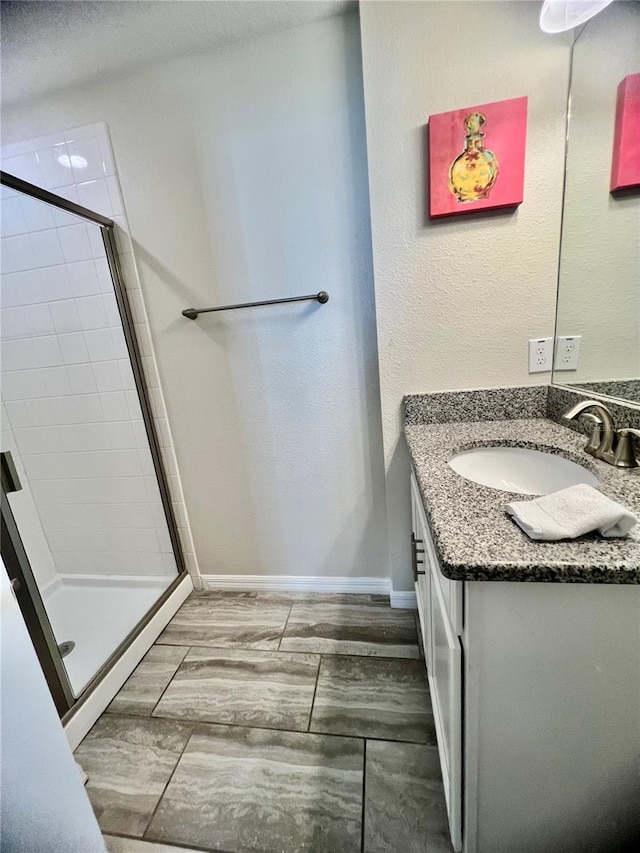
[1,337,37,371]
[133,322,153,357]
[144,475,162,503]
[161,447,178,476]
[92,359,123,391]
[85,420,137,451]
[111,327,129,359]
[1,307,29,339]
[31,132,66,150]
[19,195,56,231]
[73,394,103,424]
[77,294,108,330]
[171,501,188,529]
[67,259,101,297]
[33,335,64,368]
[41,366,72,397]
[104,294,122,327]
[4,400,30,429]
[48,299,82,334]
[52,191,81,224]
[125,390,143,420]
[58,224,93,263]
[156,527,173,553]
[36,144,75,190]
[59,331,89,364]
[1,270,42,307]
[84,327,116,362]
[93,449,141,478]
[132,419,149,449]
[1,368,46,400]
[77,179,111,216]
[105,176,124,216]
[30,229,65,267]
[118,359,136,390]
[3,152,45,186]
[23,302,55,336]
[97,131,116,177]
[67,137,106,182]
[39,265,74,301]
[88,225,106,259]
[1,197,28,236]
[141,356,160,388]
[99,391,129,421]
[1,234,37,273]
[56,424,88,452]
[1,139,36,158]
[94,257,113,293]
[138,448,155,475]
[135,529,161,553]
[66,363,97,394]
[135,552,166,574]
[14,426,56,454]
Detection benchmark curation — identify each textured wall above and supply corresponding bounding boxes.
[2,14,390,582]
[555,0,640,385]
[360,1,572,590]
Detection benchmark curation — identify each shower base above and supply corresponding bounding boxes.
[43,574,174,696]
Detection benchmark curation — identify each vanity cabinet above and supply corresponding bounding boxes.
[410,470,640,853]
[410,473,463,852]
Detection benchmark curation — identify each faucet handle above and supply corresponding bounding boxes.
[580,412,603,456]
[613,428,640,469]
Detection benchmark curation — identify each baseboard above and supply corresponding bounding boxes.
[390,589,417,609]
[201,574,391,595]
[64,573,193,751]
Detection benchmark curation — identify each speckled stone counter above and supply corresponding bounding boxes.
[405,418,640,584]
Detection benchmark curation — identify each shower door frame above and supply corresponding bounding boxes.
[0,171,188,718]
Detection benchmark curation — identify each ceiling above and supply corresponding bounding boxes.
[1,0,354,106]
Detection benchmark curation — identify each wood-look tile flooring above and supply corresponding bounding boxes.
[75,591,453,853]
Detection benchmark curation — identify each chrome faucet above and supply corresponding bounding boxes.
[563,400,640,469]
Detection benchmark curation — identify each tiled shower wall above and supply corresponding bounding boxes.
[1,123,200,586]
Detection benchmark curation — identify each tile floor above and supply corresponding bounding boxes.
[75,591,454,853]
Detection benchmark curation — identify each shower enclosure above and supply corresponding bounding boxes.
[0,171,186,717]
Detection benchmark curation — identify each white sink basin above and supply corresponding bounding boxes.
[448,446,599,496]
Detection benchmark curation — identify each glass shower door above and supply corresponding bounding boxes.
[1,174,185,702]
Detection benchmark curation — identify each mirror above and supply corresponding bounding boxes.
[553,0,640,405]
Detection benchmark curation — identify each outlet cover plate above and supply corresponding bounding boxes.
[554,335,581,370]
[528,337,553,373]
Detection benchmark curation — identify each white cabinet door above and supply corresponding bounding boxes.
[410,474,430,667]
[429,559,463,852]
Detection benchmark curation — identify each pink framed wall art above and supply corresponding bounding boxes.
[610,73,640,192]
[428,95,528,219]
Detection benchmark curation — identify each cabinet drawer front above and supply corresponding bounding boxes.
[411,471,463,635]
[429,566,463,852]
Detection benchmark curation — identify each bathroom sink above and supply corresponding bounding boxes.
[448,446,599,495]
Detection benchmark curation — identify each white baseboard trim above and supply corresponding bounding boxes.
[390,589,417,609]
[201,574,391,595]
[64,573,193,751]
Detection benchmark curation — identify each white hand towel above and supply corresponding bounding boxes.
[505,483,637,541]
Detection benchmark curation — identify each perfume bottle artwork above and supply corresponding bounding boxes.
[428,96,527,219]
[448,112,499,203]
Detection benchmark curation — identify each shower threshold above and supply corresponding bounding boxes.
[43,574,174,696]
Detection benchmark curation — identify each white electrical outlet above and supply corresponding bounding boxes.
[528,337,553,373]
[554,335,581,370]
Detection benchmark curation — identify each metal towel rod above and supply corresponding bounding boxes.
[182,291,329,320]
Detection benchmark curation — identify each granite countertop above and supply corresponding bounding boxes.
[405,418,640,583]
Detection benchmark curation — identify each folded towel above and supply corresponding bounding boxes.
[505,483,637,541]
